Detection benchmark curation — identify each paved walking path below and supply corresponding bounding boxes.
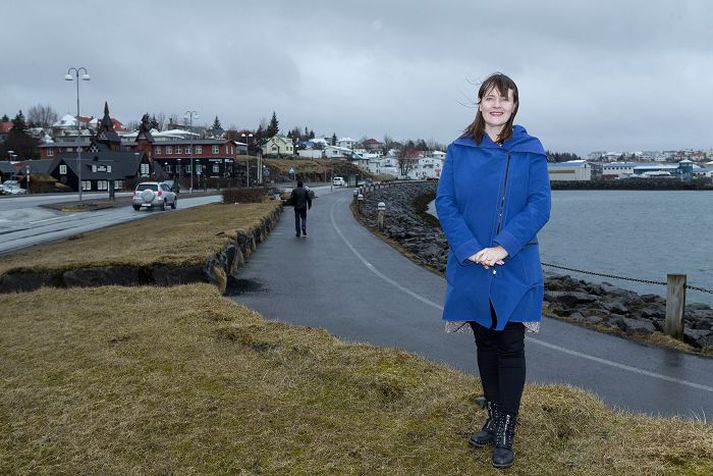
[232,186,713,420]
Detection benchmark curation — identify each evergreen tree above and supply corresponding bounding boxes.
[11,110,27,133]
[304,126,309,138]
[4,110,38,160]
[266,112,279,138]
[212,116,222,130]
[331,133,337,146]
[1,114,8,122]
[309,129,315,139]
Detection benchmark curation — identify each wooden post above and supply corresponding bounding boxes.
[664,274,687,340]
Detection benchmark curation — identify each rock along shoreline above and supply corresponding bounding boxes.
[354,181,713,352]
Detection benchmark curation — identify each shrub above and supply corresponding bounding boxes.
[222,187,269,203]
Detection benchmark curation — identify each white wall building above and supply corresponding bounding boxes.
[547,160,592,181]
[337,137,357,149]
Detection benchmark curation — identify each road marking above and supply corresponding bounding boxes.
[329,198,713,394]
[30,214,77,224]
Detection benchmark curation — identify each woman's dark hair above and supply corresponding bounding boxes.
[463,72,519,144]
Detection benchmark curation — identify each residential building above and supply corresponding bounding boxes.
[262,135,294,157]
[337,137,357,149]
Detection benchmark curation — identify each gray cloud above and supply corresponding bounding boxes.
[2,0,712,156]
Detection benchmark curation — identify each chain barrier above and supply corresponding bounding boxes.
[363,184,713,297]
[542,262,713,295]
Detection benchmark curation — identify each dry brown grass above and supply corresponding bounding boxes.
[1,285,711,475]
[0,201,281,277]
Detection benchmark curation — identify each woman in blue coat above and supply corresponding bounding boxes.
[435,73,551,469]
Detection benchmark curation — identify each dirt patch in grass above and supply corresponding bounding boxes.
[42,196,133,211]
[0,201,281,278]
[1,285,711,474]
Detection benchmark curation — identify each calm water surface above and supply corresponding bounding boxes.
[429,190,713,306]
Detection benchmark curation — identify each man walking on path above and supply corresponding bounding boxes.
[290,181,312,237]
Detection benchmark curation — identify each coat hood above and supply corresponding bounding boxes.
[452,125,546,156]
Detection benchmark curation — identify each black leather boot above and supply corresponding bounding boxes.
[491,411,517,468]
[468,400,499,447]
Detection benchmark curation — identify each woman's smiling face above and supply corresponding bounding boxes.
[479,86,517,131]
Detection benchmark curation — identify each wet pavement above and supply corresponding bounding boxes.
[232,186,713,421]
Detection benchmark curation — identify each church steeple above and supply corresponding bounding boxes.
[93,101,121,151]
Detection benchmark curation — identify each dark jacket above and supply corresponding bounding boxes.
[291,186,312,210]
[435,125,551,330]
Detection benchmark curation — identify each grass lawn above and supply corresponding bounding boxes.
[1,285,711,474]
[0,201,281,278]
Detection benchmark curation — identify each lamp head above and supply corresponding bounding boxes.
[81,73,90,81]
[64,74,73,81]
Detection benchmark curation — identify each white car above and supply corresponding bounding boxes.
[0,180,26,195]
[132,182,177,211]
[332,176,346,186]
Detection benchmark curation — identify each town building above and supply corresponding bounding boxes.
[262,135,294,157]
[547,160,592,181]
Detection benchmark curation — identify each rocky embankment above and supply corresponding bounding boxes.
[356,182,713,351]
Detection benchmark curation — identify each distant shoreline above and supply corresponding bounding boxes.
[550,179,713,191]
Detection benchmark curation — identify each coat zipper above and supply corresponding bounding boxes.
[496,151,512,235]
[491,151,511,279]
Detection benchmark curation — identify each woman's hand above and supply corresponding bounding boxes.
[468,246,508,269]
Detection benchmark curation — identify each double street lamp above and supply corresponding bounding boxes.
[64,67,90,201]
[184,110,199,194]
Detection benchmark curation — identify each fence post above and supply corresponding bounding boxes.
[377,202,386,231]
[664,274,687,340]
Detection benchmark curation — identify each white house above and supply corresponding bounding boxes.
[337,137,357,149]
[263,135,294,157]
[406,156,444,180]
[323,145,354,159]
[367,157,400,177]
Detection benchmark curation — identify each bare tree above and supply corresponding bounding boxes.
[27,104,58,128]
[397,141,420,176]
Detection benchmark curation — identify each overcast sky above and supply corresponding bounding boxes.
[2,0,712,156]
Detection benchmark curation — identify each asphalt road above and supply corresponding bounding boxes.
[0,192,222,255]
[232,186,713,421]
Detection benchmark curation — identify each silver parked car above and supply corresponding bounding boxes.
[0,180,27,195]
[132,182,177,211]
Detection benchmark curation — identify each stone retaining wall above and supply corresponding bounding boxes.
[0,206,282,295]
[355,182,713,350]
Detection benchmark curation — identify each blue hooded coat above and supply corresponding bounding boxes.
[435,125,551,330]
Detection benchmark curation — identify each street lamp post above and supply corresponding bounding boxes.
[25,165,30,193]
[65,67,90,201]
[184,110,199,194]
[241,133,253,186]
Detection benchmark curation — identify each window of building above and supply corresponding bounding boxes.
[59,164,67,175]
[92,165,97,172]
[97,180,109,191]
[82,180,91,191]
[212,164,220,173]
[176,146,182,154]
[196,145,202,154]
[140,163,150,176]
[185,146,192,154]
[47,149,54,157]
[107,165,112,173]
[115,180,124,190]
[166,146,173,155]
[155,147,161,155]
[212,145,219,154]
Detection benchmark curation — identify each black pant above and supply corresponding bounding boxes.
[294,207,307,235]
[469,303,526,415]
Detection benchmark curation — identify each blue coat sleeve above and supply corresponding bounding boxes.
[493,153,551,257]
[435,145,484,264]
